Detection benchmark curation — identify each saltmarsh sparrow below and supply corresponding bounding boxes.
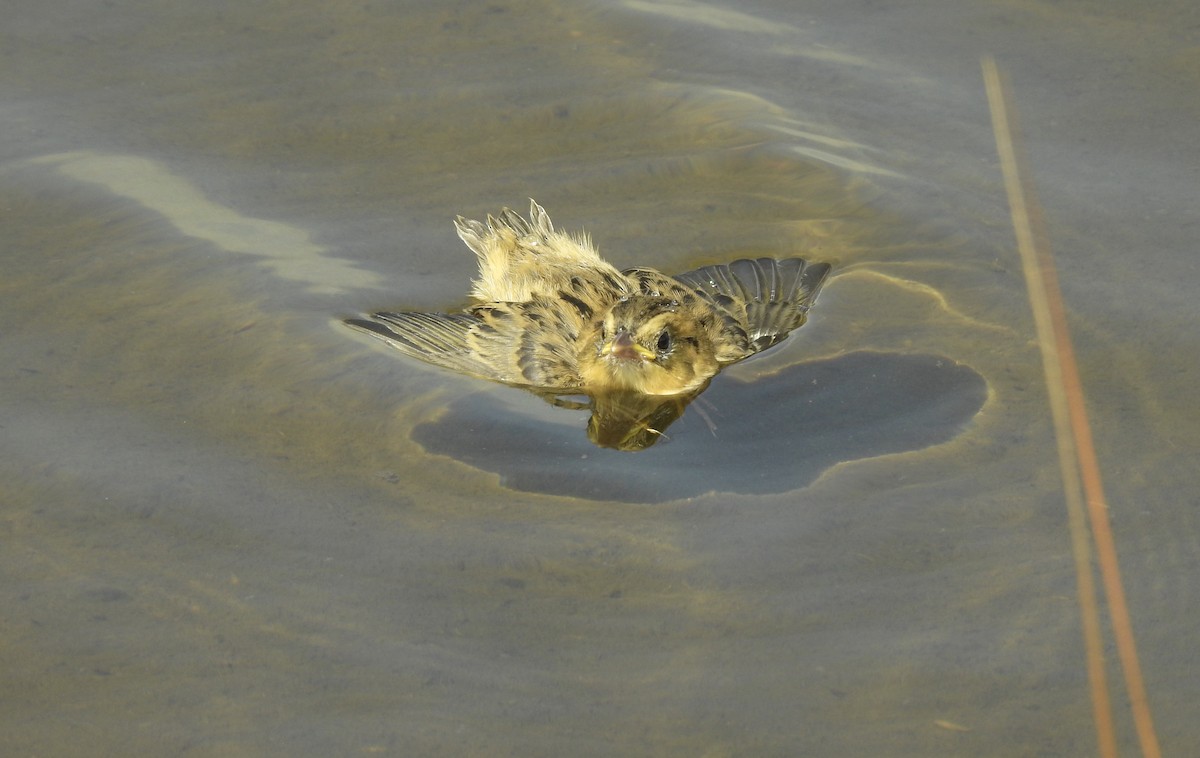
[346,200,831,398]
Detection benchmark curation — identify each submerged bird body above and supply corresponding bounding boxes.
[347,201,831,397]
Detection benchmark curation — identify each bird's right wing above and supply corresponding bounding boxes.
[345,298,583,391]
[345,311,515,383]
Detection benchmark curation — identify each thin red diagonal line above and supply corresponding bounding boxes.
[983,56,1161,758]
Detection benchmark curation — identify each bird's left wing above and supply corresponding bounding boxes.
[673,257,832,354]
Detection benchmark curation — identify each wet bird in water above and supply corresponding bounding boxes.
[346,200,831,397]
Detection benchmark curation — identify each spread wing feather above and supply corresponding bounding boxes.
[673,257,832,353]
[346,298,584,390]
[345,311,514,383]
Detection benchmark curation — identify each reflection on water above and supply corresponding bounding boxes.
[580,387,701,451]
[518,387,703,452]
[416,351,987,501]
[3,0,1198,754]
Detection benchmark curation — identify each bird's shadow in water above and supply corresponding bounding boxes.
[413,350,988,503]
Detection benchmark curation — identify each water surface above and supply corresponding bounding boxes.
[3,1,1197,755]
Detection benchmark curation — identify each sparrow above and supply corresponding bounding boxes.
[346,200,831,398]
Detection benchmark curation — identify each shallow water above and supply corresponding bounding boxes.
[3,1,1198,755]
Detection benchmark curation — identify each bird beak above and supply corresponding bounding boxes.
[606,330,655,362]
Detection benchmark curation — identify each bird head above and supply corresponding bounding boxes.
[579,295,721,396]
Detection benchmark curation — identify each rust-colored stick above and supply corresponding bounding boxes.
[982,56,1161,758]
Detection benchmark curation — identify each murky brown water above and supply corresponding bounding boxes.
[3,1,1197,755]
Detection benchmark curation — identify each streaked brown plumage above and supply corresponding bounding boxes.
[346,200,831,397]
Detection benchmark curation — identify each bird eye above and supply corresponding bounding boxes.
[656,329,672,354]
